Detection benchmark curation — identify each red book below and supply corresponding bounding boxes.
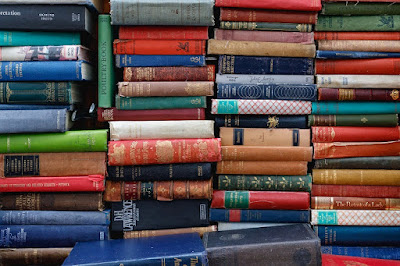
[316,58,400,75]
[119,26,209,40]
[211,190,310,210]
[113,40,206,55]
[312,126,400,142]
[215,0,322,11]
[97,108,205,122]
[0,175,105,192]
[108,138,222,166]
[318,88,400,101]
[322,254,400,266]
[312,184,400,198]
[324,0,400,2]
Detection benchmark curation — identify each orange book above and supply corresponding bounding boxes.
[316,58,400,75]
[216,161,308,175]
[113,40,206,55]
[314,32,400,40]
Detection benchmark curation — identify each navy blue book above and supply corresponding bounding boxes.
[218,55,314,75]
[0,225,108,247]
[315,226,400,246]
[62,233,207,266]
[210,209,310,223]
[321,246,400,261]
[115,55,205,67]
[0,104,73,110]
[215,115,307,129]
[217,83,317,101]
[0,61,93,81]
[107,163,212,181]
[0,210,110,225]
[316,50,400,59]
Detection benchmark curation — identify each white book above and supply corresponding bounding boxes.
[316,75,400,88]
[216,74,314,85]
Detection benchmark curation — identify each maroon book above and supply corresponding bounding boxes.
[312,184,400,198]
[318,88,400,101]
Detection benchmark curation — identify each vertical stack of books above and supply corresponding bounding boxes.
[207,0,322,230]
[311,0,400,261]
[104,0,222,239]
[0,2,109,265]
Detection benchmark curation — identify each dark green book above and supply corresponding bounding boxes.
[115,96,207,110]
[220,21,312,32]
[314,157,400,170]
[322,3,400,16]
[308,114,398,127]
[316,15,400,31]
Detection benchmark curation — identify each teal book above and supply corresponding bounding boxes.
[0,31,81,46]
[115,96,207,110]
[312,102,400,115]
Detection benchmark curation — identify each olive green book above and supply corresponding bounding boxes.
[316,15,400,31]
[322,3,400,16]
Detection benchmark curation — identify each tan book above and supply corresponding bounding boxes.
[221,146,313,161]
[0,248,72,265]
[124,225,217,239]
[318,40,400,52]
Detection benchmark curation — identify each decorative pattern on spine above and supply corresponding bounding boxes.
[123,65,215,81]
[216,161,308,175]
[311,210,400,226]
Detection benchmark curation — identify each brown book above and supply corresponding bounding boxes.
[0,248,72,265]
[216,161,308,175]
[124,225,217,239]
[312,196,400,210]
[123,66,215,82]
[220,127,310,146]
[221,146,313,161]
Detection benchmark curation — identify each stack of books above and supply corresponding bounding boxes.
[310,0,400,261]
[207,0,322,230]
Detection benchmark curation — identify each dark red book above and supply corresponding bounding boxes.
[318,88,400,101]
[316,58,400,75]
[119,26,209,40]
[113,40,206,55]
[123,66,215,82]
[312,184,400,198]
[322,254,400,266]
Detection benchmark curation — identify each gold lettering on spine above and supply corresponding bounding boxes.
[155,140,174,163]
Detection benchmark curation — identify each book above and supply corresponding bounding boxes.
[214,0,322,11]
[318,40,400,52]
[314,32,400,41]
[113,40,206,55]
[116,55,206,67]
[308,114,399,127]
[211,190,310,210]
[97,108,206,121]
[220,21,312,32]
[217,222,296,231]
[316,58,400,75]
[0,31,81,46]
[115,96,207,110]
[111,200,209,231]
[0,104,72,110]
[1,0,104,13]
[0,248,72,266]
[124,226,217,238]
[216,161,308,175]
[215,115,308,128]
[318,88,400,101]
[321,246,400,261]
[312,197,400,210]
[216,74,315,85]
[316,50,400,59]
[316,15,400,31]
[203,225,322,266]
[210,209,310,223]
[322,2,400,15]
[311,102,400,114]
[314,157,400,169]
[312,126,400,142]
[62,234,207,266]
[119,26,209,40]
[312,184,400,198]
[317,75,400,88]
[311,210,400,226]
[322,254,400,266]
[221,146,313,161]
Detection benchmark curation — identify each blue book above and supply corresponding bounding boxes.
[0,61,93,81]
[115,55,206,67]
[218,55,314,75]
[0,104,73,110]
[312,102,400,114]
[210,209,310,223]
[321,246,400,260]
[62,233,207,266]
[217,83,317,101]
[0,210,110,225]
[215,115,307,128]
[0,225,108,248]
[314,226,400,246]
[316,50,400,59]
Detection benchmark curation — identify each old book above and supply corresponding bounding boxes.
[321,254,400,266]
[311,210,400,226]
[317,75,400,88]
[119,26,209,40]
[318,88,400,101]
[316,58,400,74]
[214,0,322,11]
[217,222,297,231]
[220,21,312,32]
[312,197,400,210]
[322,2,400,15]
[0,31,81,46]
[216,115,308,128]
[115,95,206,110]
[314,32,400,40]
[113,40,206,55]
[321,246,400,261]
[312,126,400,142]
[0,248,72,266]
[317,15,400,31]
[308,114,399,127]
[311,102,400,114]
[312,184,400,198]
[216,161,308,175]
[216,74,315,85]
[318,40,400,52]
[221,146,313,161]
[97,108,205,121]
[314,157,400,169]
[210,209,310,223]
[116,55,206,67]
[124,226,217,239]
[316,50,400,59]
[2,0,103,13]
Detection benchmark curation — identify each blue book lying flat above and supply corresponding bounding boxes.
[62,233,207,266]
[316,50,400,59]
[215,115,307,128]
[115,55,205,67]
[321,246,400,260]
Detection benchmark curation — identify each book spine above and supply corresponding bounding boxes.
[321,254,400,266]
[317,74,400,88]
[312,184,400,198]
[318,88,400,101]
[211,190,310,210]
[217,174,312,192]
[211,99,312,115]
[214,0,322,11]
[316,15,400,31]
[217,83,317,101]
[97,108,205,121]
[113,40,206,55]
[308,114,399,127]
[0,248,72,265]
[218,55,314,75]
[107,163,212,181]
[219,127,311,146]
[116,55,206,67]
[318,40,400,52]
[216,74,315,84]
[207,40,316,58]
[124,225,217,238]
[216,161,308,175]
[312,126,400,142]
[316,50,400,59]
[321,246,400,260]
[314,157,400,169]
[0,31,81,46]
[312,197,400,210]
[108,138,221,165]
[311,102,400,114]
[314,31,400,40]
[220,21,312,32]
[210,209,310,222]
[104,180,212,201]
[123,65,215,81]
[115,96,207,110]
[316,58,400,74]
[215,115,308,128]
[0,104,72,110]
[221,146,313,161]
[311,210,400,226]
[322,3,400,16]
[118,81,214,97]
[119,26,209,40]
[0,225,108,248]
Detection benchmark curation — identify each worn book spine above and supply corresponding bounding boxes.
[97,108,205,122]
[308,114,399,127]
[321,254,400,266]
[115,96,207,110]
[316,50,400,59]
[312,126,400,142]
[312,184,400,198]
[318,88,400,101]
[0,31,81,46]
[107,163,212,181]
[316,15,400,31]
[221,146,313,161]
[216,161,308,175]
[113,40,206,55]
[0,104,71,111]
[220,21,312,32]
[314,157,400,169]
[216,74,315,85]
[0,192,104,211]
[220,8,317,24]
[211,99,312,115]
[313,169,400,186]
[311,102,400,114]
[0,248,72,265]
[217,174,312,192]
[314,31,400,40]
[317,74,400,88]
[312,197,400,210]
[219,127,311,146]
[108,138,221,166]
[116,55,206,67]
[118,81,214,97]
[104,180,212,201]
[124,226,217,239]
[215,29,314,44]
[318,40,400,52]
[208,40,316,57]
[211,190,310,210]
[311,210,400,226]
[321,246,400,260]
[214,0,322,11]
[119,26,209,40]
[0,129,108,153]
[215,115,308,128]
[217,83,317,101]
[0,152,106,177]
[218,55,314,75]
[322,2,400,15]
[316,58,400,75]
[210,209,310,222]
[0,175,105,192]
[123,65,215,81]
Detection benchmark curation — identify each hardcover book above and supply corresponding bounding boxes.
[321,254,400,266]
[215,115,308,128]
[210,209,310,223]
[221,146,313,161]
[0,248,72,266]
[321,246,400,261]
[0,31,81,46]
[119,26,209,40]
[124,226,217,239]
[314,157,400,169]
[97,108,206,121]
[214,0,322,11]
[312,184,400,198]
[311,210,400,226]
[116,55,206,67]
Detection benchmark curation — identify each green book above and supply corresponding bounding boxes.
[0,130,108,153]
[220,21,312,32]
[316,15,400,31]
[308,114,399,127]
[0,31,81,46]
[98,15,115,108]
[115,96,207,110]
[322,3,400,16]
